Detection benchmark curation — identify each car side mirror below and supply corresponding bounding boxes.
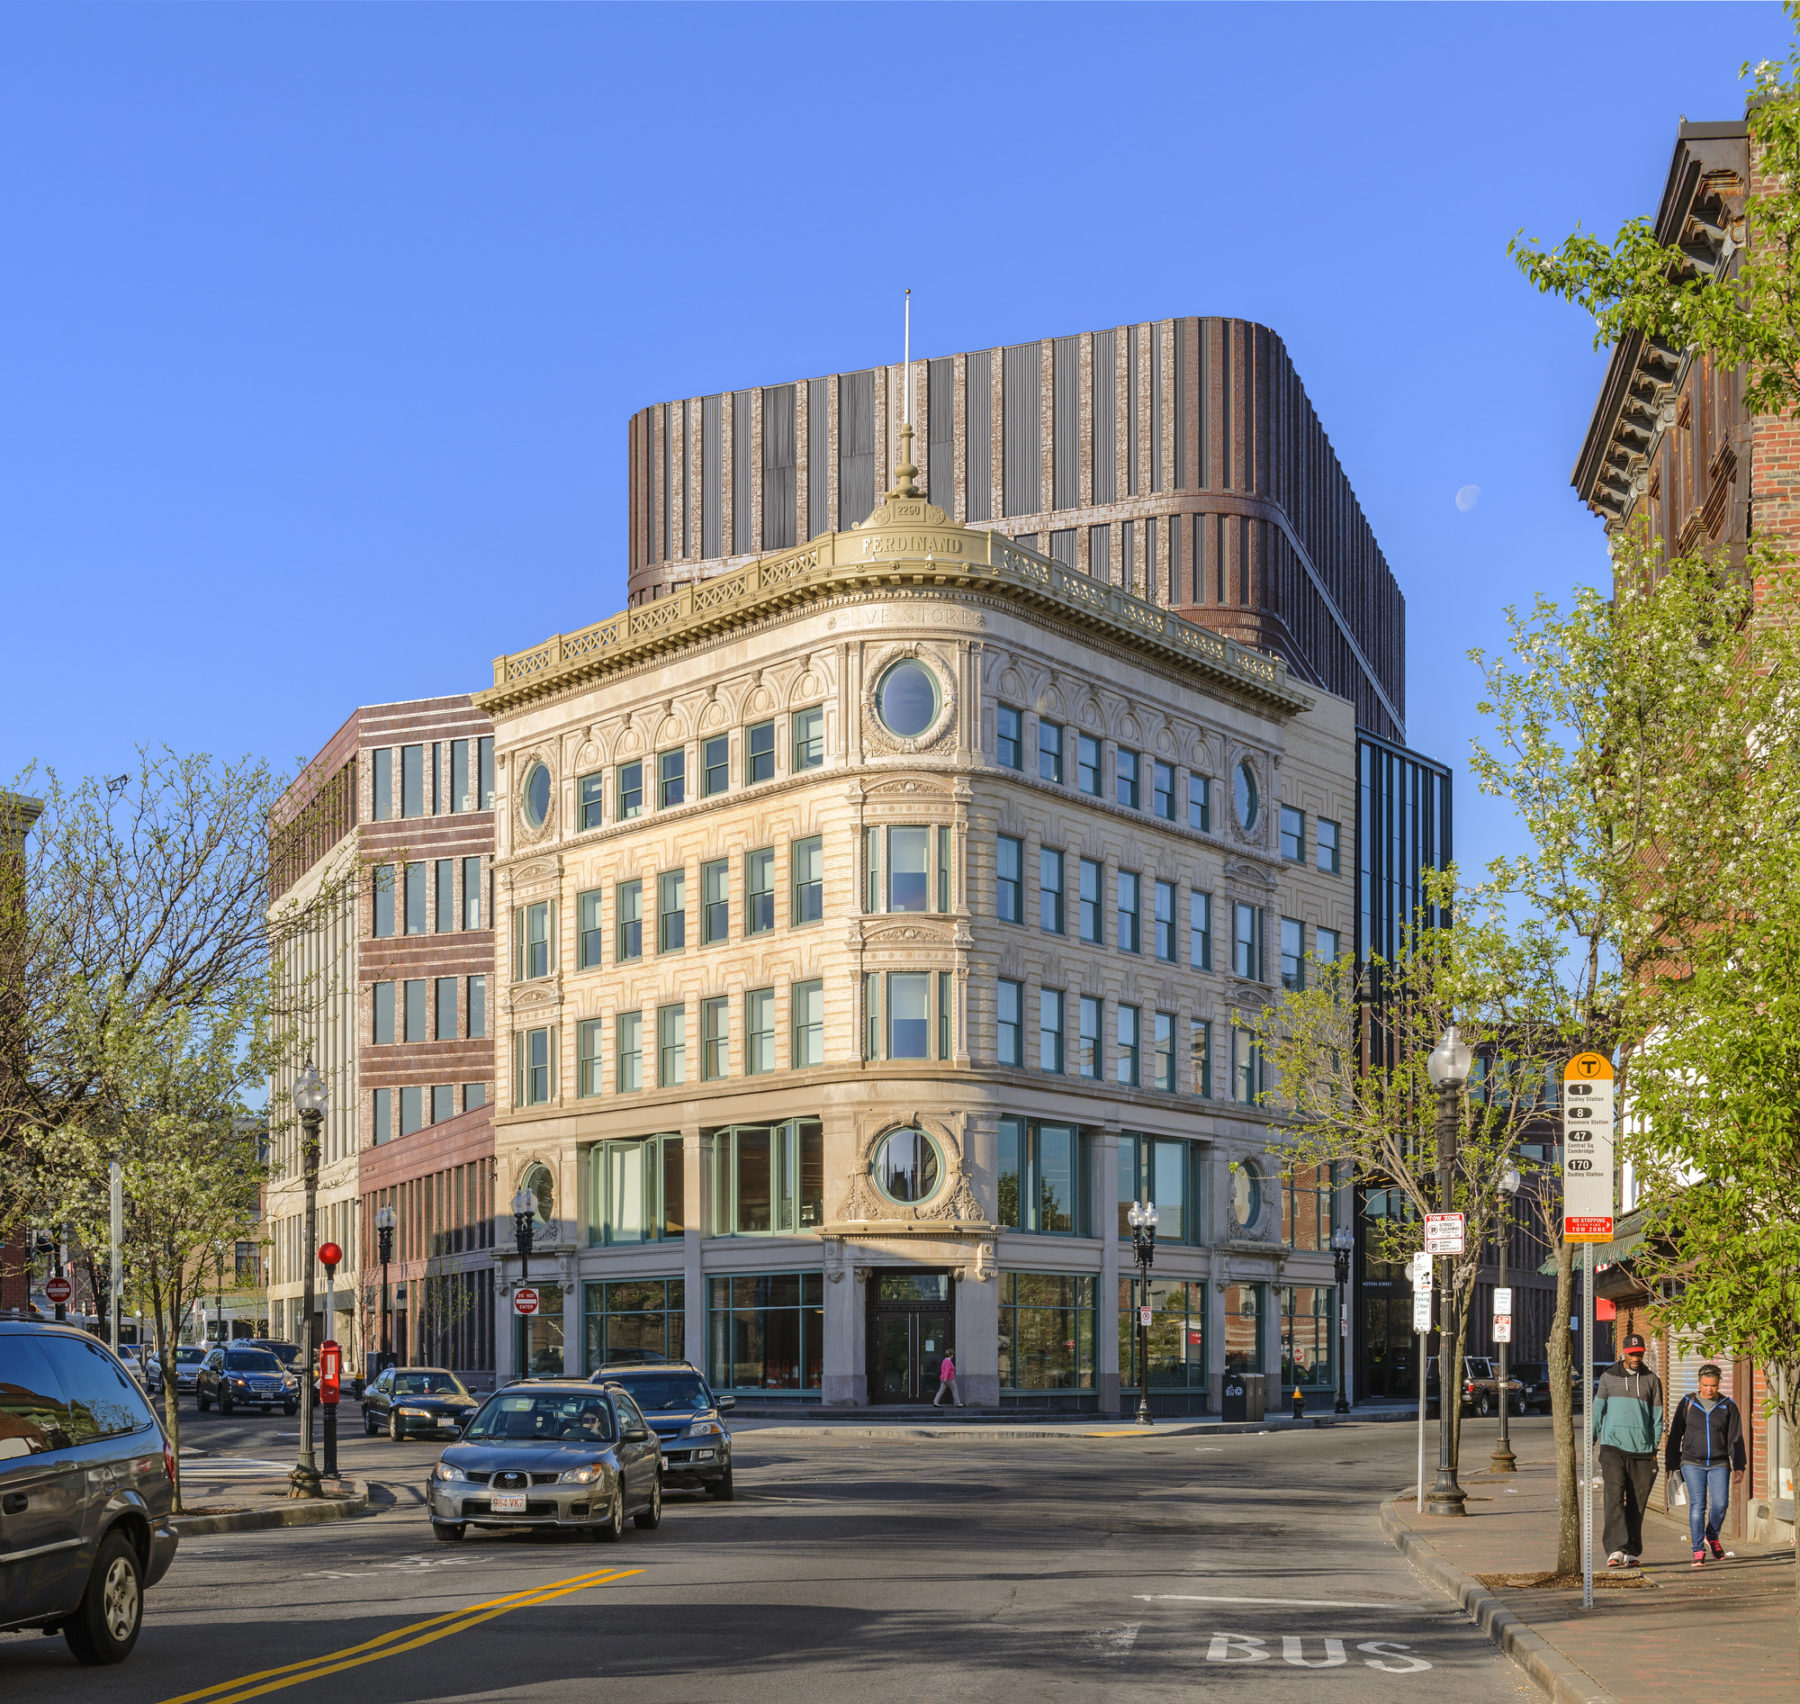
[717,1394,736,1411]
[626,1426,650,1442]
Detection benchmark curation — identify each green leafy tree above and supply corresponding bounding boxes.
[20,983,267,1509]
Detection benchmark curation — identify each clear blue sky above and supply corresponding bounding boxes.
[2,2,1789,879]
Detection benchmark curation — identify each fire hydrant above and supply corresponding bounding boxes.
[1291,1386,1305,1420]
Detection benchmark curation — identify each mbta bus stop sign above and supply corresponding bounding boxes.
[513,1286,541,1317]
[1563,1052,1616,1242]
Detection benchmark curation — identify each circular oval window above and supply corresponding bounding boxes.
[522,1163,554,1225]
[1234,759,1260,832]
[1230,1162,1261,1230]
[873,1129,941,1205]
[876,659,940,739]
[522,762,552,828]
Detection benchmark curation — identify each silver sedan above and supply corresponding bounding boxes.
[427,1383,663,1543]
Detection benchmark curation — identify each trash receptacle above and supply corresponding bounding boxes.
[1221,1376,1248,1422]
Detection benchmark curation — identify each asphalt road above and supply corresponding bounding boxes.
[3,1405,1544,1703]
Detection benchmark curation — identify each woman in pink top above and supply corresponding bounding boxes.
[933,1350,962,1407]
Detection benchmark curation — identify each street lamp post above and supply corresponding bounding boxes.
[1492,1164,1522,1474]
[511,1187,537,1380]
[1126,1201,1159,1425]
[1331,1224,1355,1415]
[1425,1024,1472,1517]
[288,1060,327,1501]
[215,1247,225,1350]
[375,1205,395,1374]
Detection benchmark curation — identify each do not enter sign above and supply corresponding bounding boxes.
[513,1286,540,1316]
[44,1277,72,1304]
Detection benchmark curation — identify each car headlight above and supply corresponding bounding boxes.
[399,1407,431,1419]
[433,1461,468,1482]
[558,1464,604,1484]
[683,1420,724,1439]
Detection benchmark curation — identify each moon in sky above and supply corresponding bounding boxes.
[1455,484,1481,512]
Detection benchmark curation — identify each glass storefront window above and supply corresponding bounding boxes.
[710,1120,824,1234]
[1281,1284,1337,1390]
[999,1272,1095,1390]
[1118,1134,1198,1242]
[1118,1278,1206,1389]
[998,1119,1086,1235]
[1223,1283,1264,1375]
[517,1282,564,1378]
[583,1278,685,1372]
[708,1272,824,1391]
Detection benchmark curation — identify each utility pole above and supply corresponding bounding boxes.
[288,1061,327,1500]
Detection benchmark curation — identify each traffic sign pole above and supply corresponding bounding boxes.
[1410,1252,1431,1513]
[1563,1051,1615,1614]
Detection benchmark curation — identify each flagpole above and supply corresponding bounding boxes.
[904,288,911,426]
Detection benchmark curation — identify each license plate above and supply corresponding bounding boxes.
[490,1492,527,1514]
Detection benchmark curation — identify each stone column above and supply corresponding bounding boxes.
[958,1250,1001,1408]
[683,1126,706,1371]
[823,1249,864,1406]
[1098,1128,1122,1414]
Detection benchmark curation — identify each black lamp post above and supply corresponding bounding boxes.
[1331,1223,1355,1415]
[375,1204,395,1374]
[1126,1200,1159,1425]
[1425,1025,1472,1517]
[512,1186,537,1379]
[1491,1163,1522,1474]
[288,1060,327,1501]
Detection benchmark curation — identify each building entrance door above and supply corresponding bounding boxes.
[868,1269,954,1404]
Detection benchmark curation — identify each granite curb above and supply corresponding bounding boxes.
[1378,1496,1624,1704]
[170,1477,372,1536]
[744,1413,1417,1442]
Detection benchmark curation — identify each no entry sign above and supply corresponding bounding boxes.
[44,1276,71,1304]
[513,1286,540,1316]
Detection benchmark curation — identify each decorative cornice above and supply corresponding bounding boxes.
[478,498,1307,721]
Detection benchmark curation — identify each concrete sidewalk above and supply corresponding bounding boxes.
[734,1403,1417,1442]
[171,1459,370,1534]
[1382,1453,1797,1704]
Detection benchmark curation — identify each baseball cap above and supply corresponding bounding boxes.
[1621,1334,1648,1354]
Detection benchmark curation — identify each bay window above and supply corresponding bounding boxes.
[710,1120,825,1235]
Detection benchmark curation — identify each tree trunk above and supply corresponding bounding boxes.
[151,1290,184,1514]
[1548,1238,1577,1574]
[1449,1273,1477,1472]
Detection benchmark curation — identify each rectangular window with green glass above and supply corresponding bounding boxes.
[617,881,643,961]
[578,771,604,830]
[658,870,686,953]
[1079,995,1101,1079]
[371,862,394,937]
[618,761,643,821]
[709,1122,824,1235]
[576,888,603,969]
[1116,1005,1140,1086]
[702,734,729,797]
[588,1136,683,1246]
[1190,891,1212,970]
[745,988,775,1074]
[746,848,774,934]
[658,1003,686,1087]
[616,1011,643,1093]
[997,979,1022,1066]
[1153,1011,1175,1090]
[996,1119,1086,1234]
[584,1277,685,1372]
[792,707,824,771]
[1281,1284,1337,1390]
[792,979,823,1068]
[1280,916,1304,990]
[702,858,729,944]
[1233,902,1261,979]
[747,720,775,783]
[792,836,822,925]
[701,995,729,1080]
[1077,734,1101,796]
[659,748,686,809]
[1188,774,1211,832]
[517,1026,554,1107]
[1079,858,1102,944]
[1224,1282,1264,1374]
[997,835,1022,924]
[577,1018,603,1097]
[1190,1019,1211,1096]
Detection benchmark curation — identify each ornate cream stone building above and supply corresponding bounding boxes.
[476,434,1355,1412]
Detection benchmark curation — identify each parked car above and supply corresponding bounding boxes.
[427,1380,663,1543]
[194,1345,299,1415]
[361,1367,479,1441]
[146,1346,206,1398]
[0,1318,180,1664]
[114,1344,152,1387]
[1508,1361,1555,1415]
[590,1362,735,1500]
[1424,1355,1525,1418]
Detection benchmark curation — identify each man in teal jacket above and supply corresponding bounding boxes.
[1594,1334,1664,1566]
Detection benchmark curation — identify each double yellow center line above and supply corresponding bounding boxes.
[157,1567,641,1704]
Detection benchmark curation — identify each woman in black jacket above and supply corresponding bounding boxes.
[1664,1364,1746,1566]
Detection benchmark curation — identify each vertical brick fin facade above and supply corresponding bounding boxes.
[622,317,1408,741]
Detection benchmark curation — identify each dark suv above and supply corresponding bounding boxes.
[0,1320,180,1664]
[590,1362,735,1499]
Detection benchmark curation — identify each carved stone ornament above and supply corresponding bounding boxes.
[841,1113,976,1224]
[861,642,957,756]
[1225,858,1281,891]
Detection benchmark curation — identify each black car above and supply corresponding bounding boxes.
[590,1362,735,1499]
[0,1319,180,1664]
[194,1346,299,1415]
[361,1367,479,1441]
[427,1380,663,1541]
[1509,1361,1554,1415]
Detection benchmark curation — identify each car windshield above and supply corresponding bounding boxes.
[606,1375,710,1412]
[175,1348,205,1365]
[257,1343,300,1365]
[224,1350,283,1373]
[464,1393,616,1443]
[394,1371,466,1397]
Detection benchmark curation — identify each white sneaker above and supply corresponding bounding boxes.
[1606,1551,1627,1568]
[1623,1554,1640,1566]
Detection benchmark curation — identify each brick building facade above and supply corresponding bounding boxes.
[1573,115,1795,1546]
